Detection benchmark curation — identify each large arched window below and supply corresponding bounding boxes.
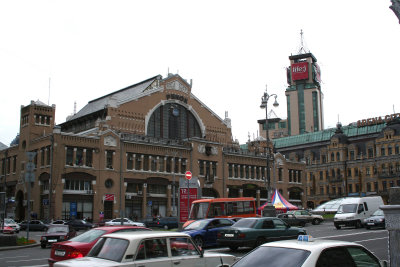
[147,103,202,139]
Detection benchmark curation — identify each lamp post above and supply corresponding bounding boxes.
[260,85,279,214]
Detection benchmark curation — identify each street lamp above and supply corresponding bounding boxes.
[260,85,278,214]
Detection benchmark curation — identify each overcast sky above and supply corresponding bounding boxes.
[1,0,399,146]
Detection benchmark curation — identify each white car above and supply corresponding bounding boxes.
[105,218,145,227]
[3,218,20,233]
[232,235,387,267]
[54,231,237,267]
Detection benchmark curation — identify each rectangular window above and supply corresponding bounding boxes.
[158,157,164,172]
[166,157,172,173]
[12,156,17,173]
[368,148,373,158]
[127,153,133,170]
[106,150,113,169]
[46,146,51,165]
[143,155,149,171]
[350,151,355,160]
[135,155,142,170]
[348,184,353,193]
[174,157,179,173]
[279,121,286,129]
[200,161,205,176]
[151,157,157,172]
[41,148,45,166]
[180,159,186,173]
[76,148,84,166]
[381,147,385,156]
[66,147,73,166]
[245,166,249,179]
[86,149,93,167]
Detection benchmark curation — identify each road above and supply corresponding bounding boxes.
[0,221,389,267]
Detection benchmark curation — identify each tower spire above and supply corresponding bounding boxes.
[297,29,309,54]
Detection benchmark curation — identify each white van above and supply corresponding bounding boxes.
[333,196,384,229]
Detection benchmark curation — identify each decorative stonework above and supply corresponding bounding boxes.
[104,135,117,147]
[166,81,188,93]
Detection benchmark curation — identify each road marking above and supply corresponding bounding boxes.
[6,258,48,263]
[354,237,388,243]
[0,255,29,260]
[315,230,387,239]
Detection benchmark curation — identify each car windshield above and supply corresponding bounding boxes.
[47,226,68,233]
[69,229,107,243]
[4,219,15,224]
[337,204,358,214]
[373,209,384,216]
[88,237,129,262]
[232,218,258,228]
[232,246,310,267]
[184,220,209,230]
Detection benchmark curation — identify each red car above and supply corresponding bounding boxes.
[40,225,77,248]
[0,226,16,234]
[48,225,151,267]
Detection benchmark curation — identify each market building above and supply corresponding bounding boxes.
[0,73,305,222]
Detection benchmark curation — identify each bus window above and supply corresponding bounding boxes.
[210,202,225,217]
[189,202,209,220]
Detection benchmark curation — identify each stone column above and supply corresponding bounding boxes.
[167,185,172,216]
[239,188,243,198]
[142,183,147,219]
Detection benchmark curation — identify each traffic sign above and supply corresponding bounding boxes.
[185,171,192,180]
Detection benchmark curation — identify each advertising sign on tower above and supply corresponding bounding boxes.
[291,62,309,81]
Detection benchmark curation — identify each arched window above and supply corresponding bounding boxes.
[147,103,202,139]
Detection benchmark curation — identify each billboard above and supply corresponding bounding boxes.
[291,62,309,81]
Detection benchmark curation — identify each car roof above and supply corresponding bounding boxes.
[94,225,148,231]
[102,231,190,240]
[262,239,361,251]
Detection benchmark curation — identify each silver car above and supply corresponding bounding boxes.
[54,231,236,267]
[105,218,145,227]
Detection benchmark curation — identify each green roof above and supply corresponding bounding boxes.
[273,123,386,148]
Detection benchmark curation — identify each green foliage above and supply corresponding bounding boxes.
[16,236,36,246]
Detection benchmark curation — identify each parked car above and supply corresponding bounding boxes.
[40,225,77,248]
[364,209,385,229]
[145,217,179,229]
[19,220,49,231]
[53,231,237,267]
[181,218,235,249]
[48,225,151,267]
[287,210,324,225]
[0,226,17,234]
[277,213,308,227]
[65,219,93,231]
[217,217,307,251]
[231,236,387,267]
[105,218,145,227]
[51,220,67,225]
[2,218,20,233]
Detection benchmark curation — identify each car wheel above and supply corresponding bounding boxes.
[312,218,320,225]
[355,220,362,229]
[254,237,265,248]
[41,243,47,249]
[229,245,239,251]
[335,224,341,230]
[163,225,169,230]
[194,236,204,249]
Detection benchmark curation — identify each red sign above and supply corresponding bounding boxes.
[185,171,192,180]
[179,188,197,222]
[291,62,309,81]
[104,194,114,201]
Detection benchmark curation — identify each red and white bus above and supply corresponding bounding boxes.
[183,197,257,227]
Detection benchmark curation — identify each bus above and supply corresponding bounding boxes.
[183,197,257,227]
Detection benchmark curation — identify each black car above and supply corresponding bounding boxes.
[363,209,385,229]
[277,213,308,227]
[149,217,179,229]
[19,220,49,231]
[40,225,77,248]
[65,219,93,231]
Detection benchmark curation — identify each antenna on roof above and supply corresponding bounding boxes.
[74,101,77,115]
[297,29,309,54]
